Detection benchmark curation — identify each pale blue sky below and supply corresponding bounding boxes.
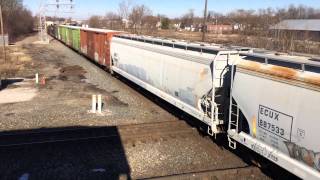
[24,0,320,20]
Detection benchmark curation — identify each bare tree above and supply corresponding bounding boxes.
[88,15,102,28]
[0,0,34,40]
[129,4,152,33]
[143,15,158,34]
[104,12,121,29]
[118,0,132,30]
[180,9,195,28]
[118,0,132,20]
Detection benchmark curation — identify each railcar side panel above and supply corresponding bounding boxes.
[87,31,95,61]
[232,67,320,174]
[54,26,59,39]
[110,37,233,125]
[93,32,100,63]
[66,27,72,46]
[60,26,67,43]
[80,29,87,54]
[71,28,80,51]
[57,26,61,40]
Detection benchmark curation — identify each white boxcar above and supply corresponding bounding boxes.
[228,54,320,180]
[111,34,240,134]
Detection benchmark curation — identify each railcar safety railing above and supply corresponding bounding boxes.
[115,34,251,56]
[241,52,320,73]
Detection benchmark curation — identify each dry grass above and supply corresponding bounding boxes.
[0,47,32,78]
[0,62,20,77]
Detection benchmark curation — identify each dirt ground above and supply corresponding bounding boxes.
[0,34,290,180]
[0,34,178,131]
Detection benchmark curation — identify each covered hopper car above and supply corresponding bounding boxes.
[228,53,320,179]
[47,25,320,179]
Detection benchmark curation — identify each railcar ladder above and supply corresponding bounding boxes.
[228,101,239,149]
[227,63,239,150]
[207,53,230,136]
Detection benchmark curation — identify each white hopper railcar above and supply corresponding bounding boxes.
[110,34,320,179]
[228,53,320,179]
[110,34,241,135]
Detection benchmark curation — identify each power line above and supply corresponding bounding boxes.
[38,0,75,42]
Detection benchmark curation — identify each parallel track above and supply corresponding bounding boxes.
[0,120,196,147]
[143,165,262,180]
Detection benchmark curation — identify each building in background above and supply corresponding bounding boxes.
[271,19,320,41]
[206,24,233,34]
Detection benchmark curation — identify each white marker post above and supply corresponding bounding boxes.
[91,95,97,113]
[97,95,102,114]
[35,73,39,84]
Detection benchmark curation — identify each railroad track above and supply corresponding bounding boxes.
[143,165,263,180]
[0,120,196,147]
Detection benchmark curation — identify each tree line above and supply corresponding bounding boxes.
[0,0,34,41]
[87,2,320,54]
[89,2,320,33]
[88,0,171,34]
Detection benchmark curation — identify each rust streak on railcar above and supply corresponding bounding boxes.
[238,60,320,87]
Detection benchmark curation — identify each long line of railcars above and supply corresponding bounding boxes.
[47,24,320,179]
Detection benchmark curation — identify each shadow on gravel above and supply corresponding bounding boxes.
[0,78,24,91]
[0,126,131,180]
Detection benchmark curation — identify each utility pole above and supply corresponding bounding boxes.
[0,5,6,62]
[39,0,48,43]
[202,0,208,42]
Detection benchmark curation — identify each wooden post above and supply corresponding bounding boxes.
[0,5,6,63]
[202,0,208,42]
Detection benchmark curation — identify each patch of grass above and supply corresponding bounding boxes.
[0,48,32,77]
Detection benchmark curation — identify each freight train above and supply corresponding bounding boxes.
[47,24,320,179]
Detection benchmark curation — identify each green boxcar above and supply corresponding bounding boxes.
[71,28,80,51]
[57,26,61,39]
[65,26,80,51]
[66,27,72,46]
[59,26,67,43]
[54,25,59,39]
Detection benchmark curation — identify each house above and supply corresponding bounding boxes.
[270,19,320,41]
[184,25,195,32]
[46,21,54,26]
[122,18,130,29]
[173,23,181,30]
[156,21,162,29]
[206,24,233,34]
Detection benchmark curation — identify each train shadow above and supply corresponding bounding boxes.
[0,126,131,180]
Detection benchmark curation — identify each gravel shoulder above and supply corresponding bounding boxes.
[0,35,176,131]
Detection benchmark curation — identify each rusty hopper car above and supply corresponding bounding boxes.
[228,53,320,179]
[110,34,240,135]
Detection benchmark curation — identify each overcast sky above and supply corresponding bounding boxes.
[24,0,320,20]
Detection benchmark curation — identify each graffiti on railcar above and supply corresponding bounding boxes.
[285,142,320,171]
